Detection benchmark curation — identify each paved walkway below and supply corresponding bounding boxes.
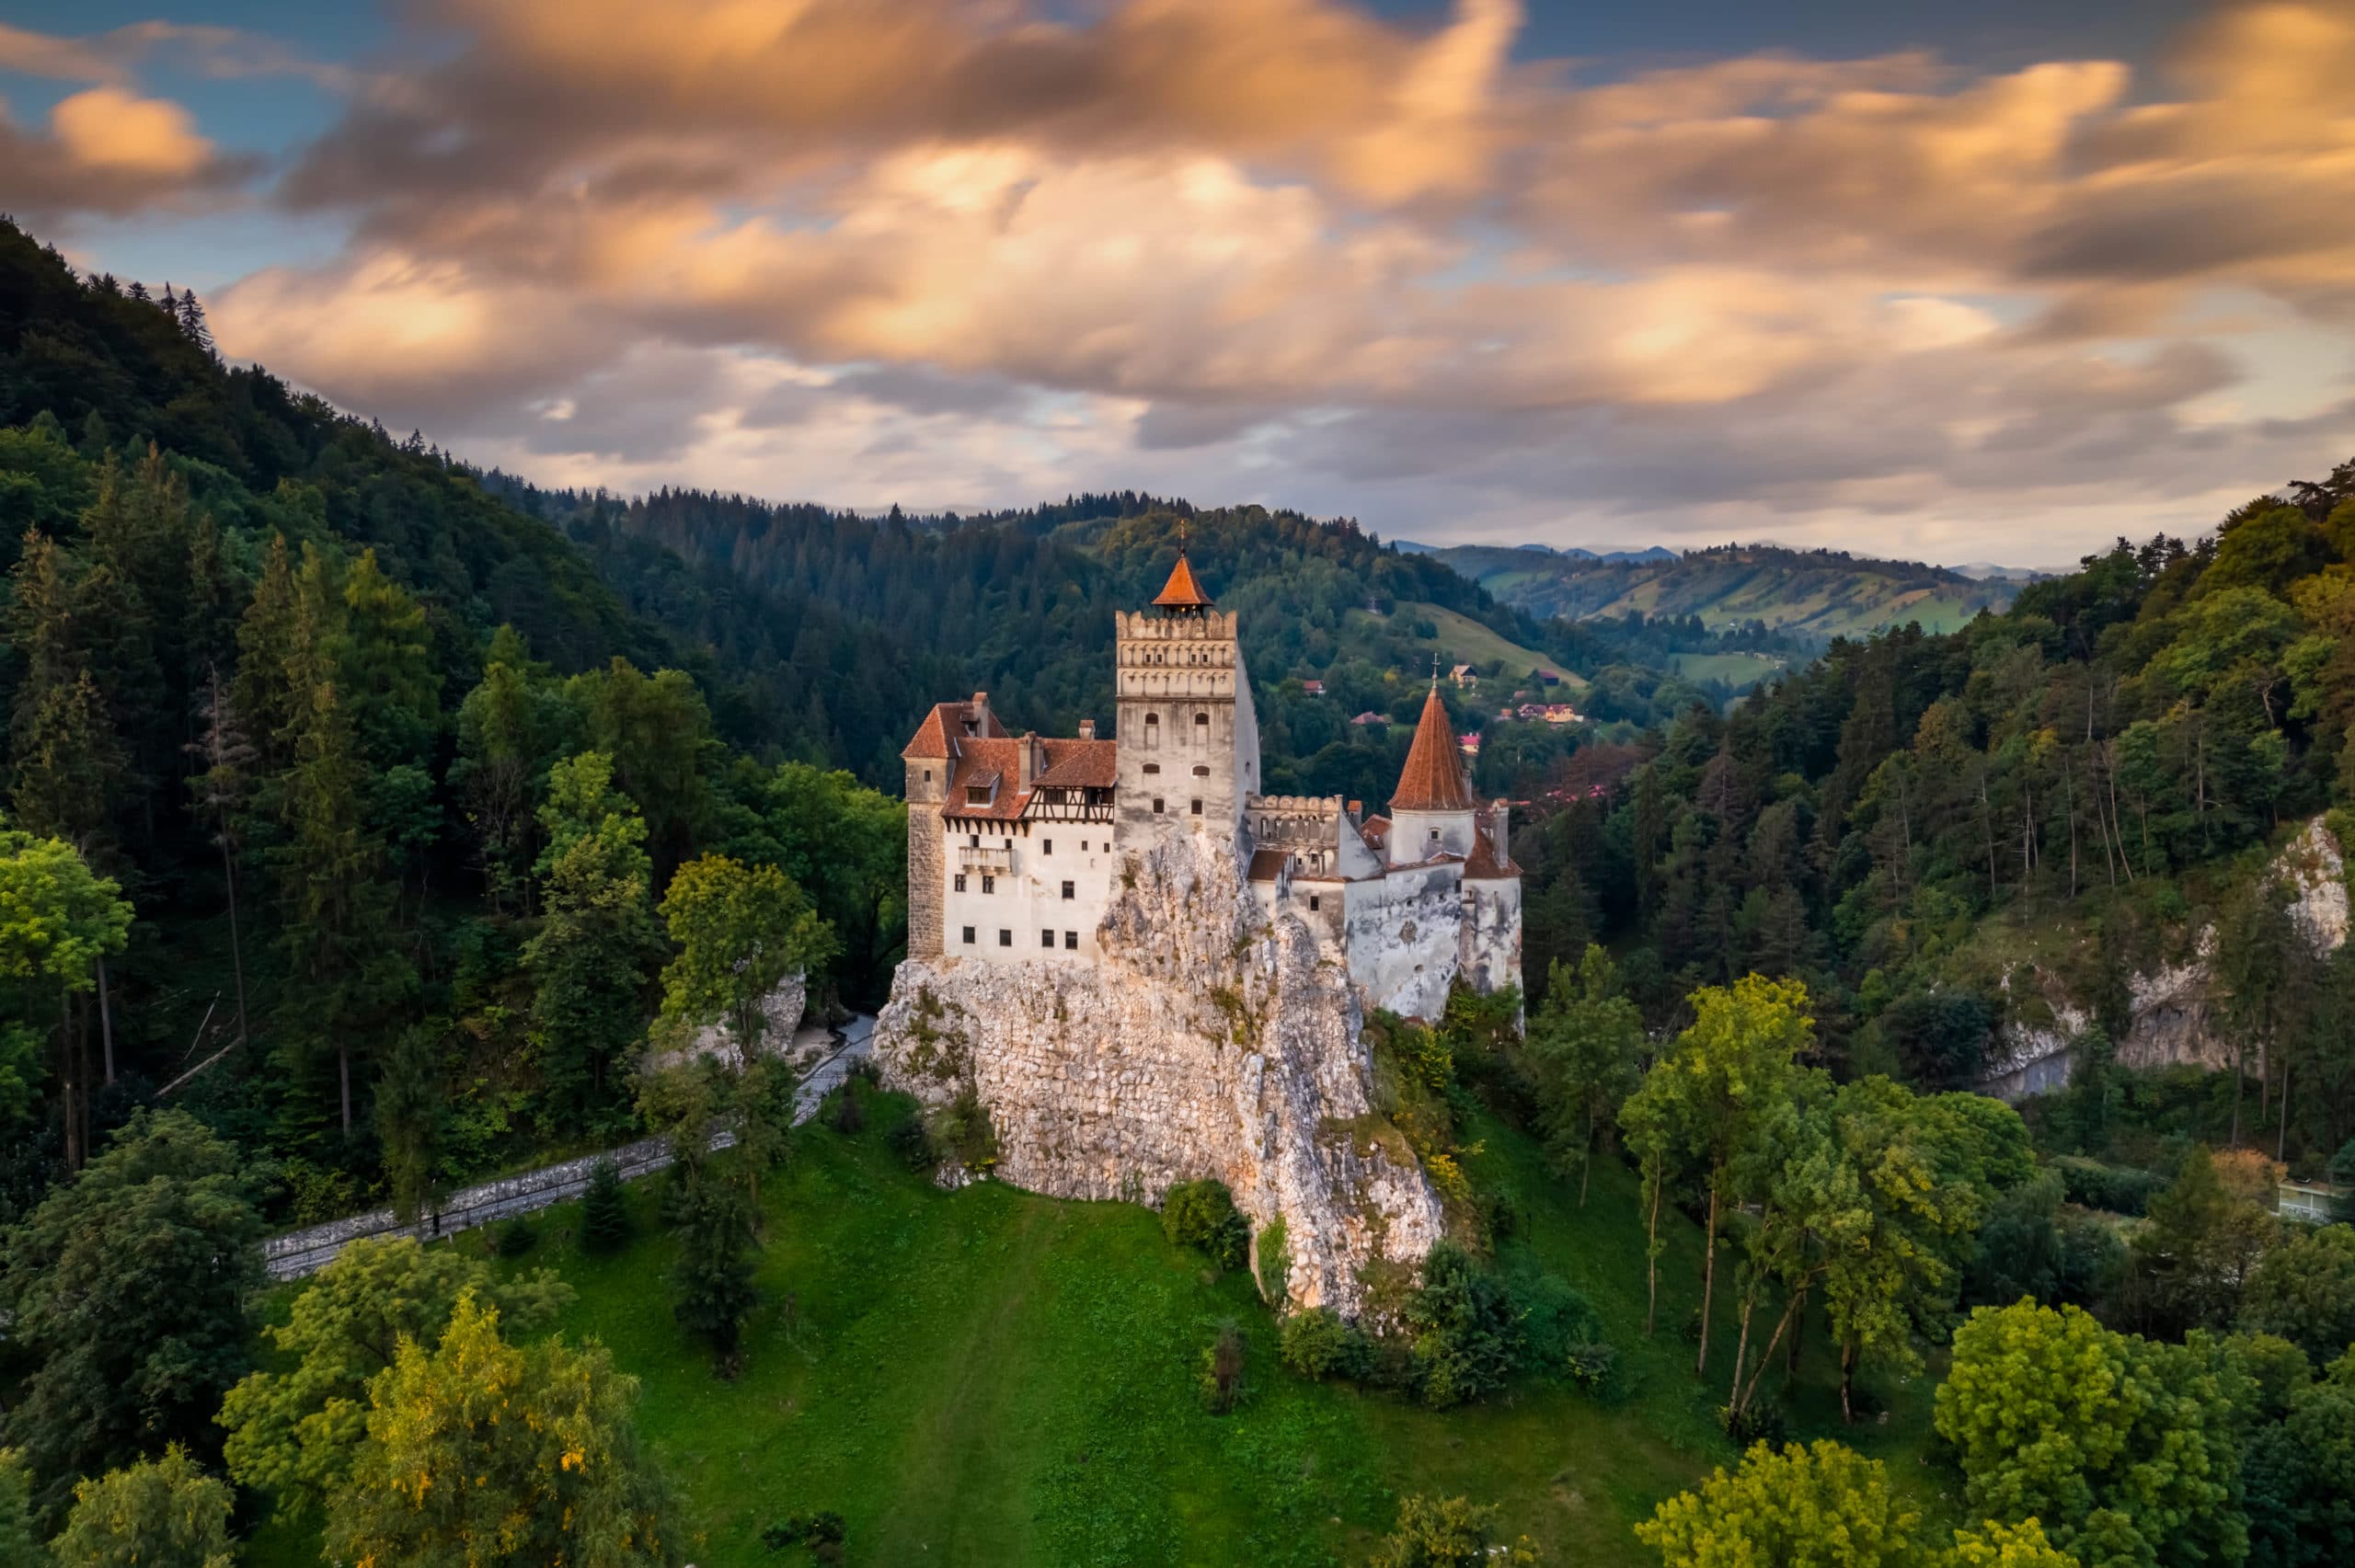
[261,1015,877,1281]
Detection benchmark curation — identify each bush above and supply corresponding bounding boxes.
[495,1217,539,1257]
[2052,1154,2166,1216]
[829,1086,865,1135]
[1279,1307,1373,1381]
[1370,1494,1536,1566]
[1478,1184,1523,1243]
[1503,1266,1603,1379]
[762,1508,846,1562]
[579,1162,629,1253]
[1562,1341,1618,1396]
[1407,1243,1523,1407]
[1162,1180,1249,1271]
[886,1114,936,1173]
[926,1088,997,1172]
[1720,1396,1788,1450]
[1255,1216,1290,1304]
[1198,1319,1248,1413]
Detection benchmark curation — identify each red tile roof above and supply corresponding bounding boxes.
[902,697,1008,760]
[1246,848,1289,883]
[942,736,1118,821]
[1152,552,1213,608]
[1465,833,1521,879]
[1391,687,1477,812]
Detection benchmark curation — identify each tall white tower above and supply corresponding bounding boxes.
[1112,544,1260,858]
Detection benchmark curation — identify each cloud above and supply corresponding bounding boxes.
[155,1,2355,555]
[0,86,256,218]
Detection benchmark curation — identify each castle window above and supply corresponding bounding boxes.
[1192,764,1210,777]
[954,874,967,892]
[1041,929,1055,948]
[961,926,975,944]
[1043,839,1051,855]
[966,785,990,805]
[925,769,932,782]
[970,834,981,848]
[982,876,995,894]
[998,929,1012,947]
[1153,797,1165,814]
[1195,712,1209,728]
[1062,880,1075,900]
[1064,931,1077,950]
[1190,798,1203,816]
[1143,762,1160,774]
[1308,895,1320,912]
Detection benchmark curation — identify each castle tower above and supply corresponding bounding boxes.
[901,692,1006,956]
[1113,544,1261,857]
[1388,682,1478,864]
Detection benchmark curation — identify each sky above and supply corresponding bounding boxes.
[5,1,2354,567]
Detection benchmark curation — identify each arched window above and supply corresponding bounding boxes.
[1195,712,1210,729]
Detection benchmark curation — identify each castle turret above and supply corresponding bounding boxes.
[1388,684,1478,865]
[1114,546,1260,856]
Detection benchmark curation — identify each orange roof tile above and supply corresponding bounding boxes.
[901,699,1008,760]
[1390,687,1477,812]
[1247,848,1289,883]
[940,735,1118,820]
[1152,552,1213,608]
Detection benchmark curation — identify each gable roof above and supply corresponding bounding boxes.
[902,696,1008,761]
[942,736,1118,820]
[1391,686,1477,813]
[1152,552,1213,609]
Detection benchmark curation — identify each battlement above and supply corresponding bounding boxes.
[1246,794,1344,818]
[1116,609,1240,641]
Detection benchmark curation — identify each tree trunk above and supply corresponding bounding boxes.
[339,1040,353,1138]
[1729,1288,1756,1412]
[96,954,116,1086]
[222,841,249,1046]
[1786,1291,1805,1378]
[2231,1051,2245,1147]
[2279,1059,2292,1162]
[1840,1341,1858,1425]
[1697,1181,1719,1379]
[1644,1157,1662,1337]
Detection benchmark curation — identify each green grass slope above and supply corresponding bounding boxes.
[1442,545,2019,643]
[249,1093,1951,1567]
[1342,601,1592,692]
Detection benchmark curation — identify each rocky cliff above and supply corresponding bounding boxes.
[871,837,1445,1318]
[1979,816,2349,1099]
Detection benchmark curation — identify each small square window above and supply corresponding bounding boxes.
[1308,895,1320,912]
[954,874,967,892]
[1081,840,1089,851]
[982,875,995,894]
[1043,839,1053,855]
[1064,931,1078,950]
[1041,929,1055,948]
[1190,798,1203,816]
[1153,797,1165,814]
[998,929,1012,947]
[961,926,975,944]
[1062,880,1075,900]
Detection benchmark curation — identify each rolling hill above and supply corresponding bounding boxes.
[1438,543,2025,644]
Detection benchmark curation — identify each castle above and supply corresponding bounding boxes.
[898,548,1522,1019]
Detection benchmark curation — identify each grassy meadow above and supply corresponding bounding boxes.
[247,1090,1953,1566]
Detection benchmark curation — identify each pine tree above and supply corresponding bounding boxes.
[670,1173,758,1378]
[175,289,213,356]
[186,668,254,1047]
[580,1161,630,1253]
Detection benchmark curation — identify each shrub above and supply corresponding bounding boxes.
[1720,1396,1788,1450]
[495,1217,539,1257]
[1199,1319,1248,1413]
[926,1088,997,1172]
[1478,1184,1522,1243]
[762,1508,846,1562]
[1255,1216,1290,1304]
[829,1086,865,1135]
[1162,1180,1249,1271]
[1370,1494,1536,1566]
[1280,1307,1373,1381]
[2052,1154,2165,1216]
[1562,1341,1618,1396]
[1503,1266,1603,1379]
[886,1114,936,1172]
[1407,1242,1523,1407]
[579,1162,629,1253]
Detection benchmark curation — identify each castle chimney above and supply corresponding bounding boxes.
[1078,718,1097,741]
[1347,798,1362,819]
[1492,802,1511,858]
[1018,731,1039,792]
[971,692,990,721]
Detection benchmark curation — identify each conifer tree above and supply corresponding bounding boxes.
[525,752,659,1130]
[185,668,253,1047]
[580,1161,630,1253]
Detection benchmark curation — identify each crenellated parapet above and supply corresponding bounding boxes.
[1115,609,1241,641]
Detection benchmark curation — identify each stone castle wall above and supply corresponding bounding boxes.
[870,837,1444,1318]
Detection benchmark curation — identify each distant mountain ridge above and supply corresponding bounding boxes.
[1437,541,2022,644]
[1391,538,1677,564]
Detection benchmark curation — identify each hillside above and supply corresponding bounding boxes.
[245,1093,1944,1568]
[1440,543,2022,645]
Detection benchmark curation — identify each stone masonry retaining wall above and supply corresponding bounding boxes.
[261,1017,872,1281]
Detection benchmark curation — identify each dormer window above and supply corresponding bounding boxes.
[966,785,991,806]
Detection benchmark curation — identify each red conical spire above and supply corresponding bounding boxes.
[1391,685,1476,812]
[1152,551,1212,609]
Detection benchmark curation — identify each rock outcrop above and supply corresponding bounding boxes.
[872,837,1444,1318]
[1979,816,2349,1100]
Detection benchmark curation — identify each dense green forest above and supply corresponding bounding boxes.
[1514,486,2355,1169]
